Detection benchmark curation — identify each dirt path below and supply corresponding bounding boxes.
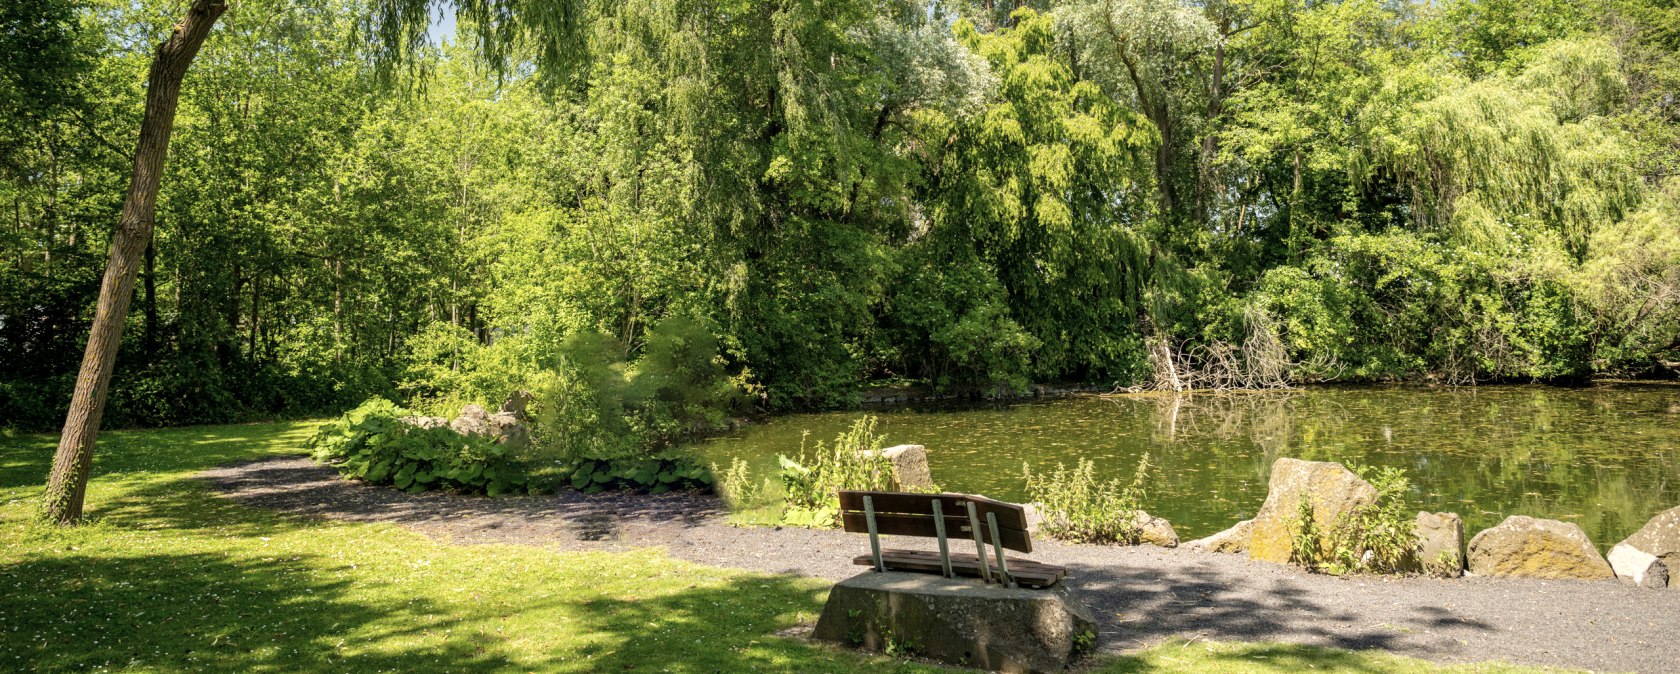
[203,458,1679,673]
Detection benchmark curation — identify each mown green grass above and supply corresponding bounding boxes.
[0,422,1562,673]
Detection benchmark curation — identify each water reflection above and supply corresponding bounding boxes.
[688,385,1680,545]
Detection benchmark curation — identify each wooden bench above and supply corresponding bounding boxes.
[839,490,1068,588]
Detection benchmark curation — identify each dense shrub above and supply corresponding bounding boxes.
[311,396,720,497]
[776,416,933,527]
[308,398,532,495]
[529,317,744,460]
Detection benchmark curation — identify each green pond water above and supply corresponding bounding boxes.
[688,384,1680,545]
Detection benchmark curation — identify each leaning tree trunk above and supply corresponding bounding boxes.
[40,0,226,525]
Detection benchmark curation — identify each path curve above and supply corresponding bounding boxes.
[202,458,1679,673]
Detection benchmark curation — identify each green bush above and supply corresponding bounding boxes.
[1289,465,1420,575]
[311,397,718,497]
[1022,454,1152,545]
[530,317,743,461]
[775,416,935,527]
[307,398,531,496]
[552,455,714,494]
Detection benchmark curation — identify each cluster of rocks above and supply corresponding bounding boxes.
[401,391,533,451]
[849,443,1678,588]
[1177,457,1679,588]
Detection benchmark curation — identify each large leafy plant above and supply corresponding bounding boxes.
[308,398,530,496]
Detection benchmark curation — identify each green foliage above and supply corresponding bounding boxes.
[552,455,713,495]
[1023,454,1152,545]
[529,317,742,461]
[7,0,1680,436]
[307,397,530,496]
[775,416,931,527]
[1289,465,1420,575]
[714,457,762,508]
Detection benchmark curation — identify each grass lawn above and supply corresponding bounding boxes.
[0,422,1564,673]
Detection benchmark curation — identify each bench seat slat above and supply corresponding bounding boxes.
[853,549,1067,588]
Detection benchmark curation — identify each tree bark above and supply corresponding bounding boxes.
[41,0,226,525]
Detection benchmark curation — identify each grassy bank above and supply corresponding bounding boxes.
[0,422,1558,673]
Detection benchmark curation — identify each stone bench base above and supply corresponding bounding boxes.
[812,571,1096,673]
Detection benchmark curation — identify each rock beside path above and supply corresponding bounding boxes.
[1466,516,1614,580]
[1134,510,1179,548]
[1249,458,1376,564]
[1608,544,1669,589]
[1414,511,1466,577]
[813,571,1097,673]
[1611,506,1680,589]
[1185,519,1252,554]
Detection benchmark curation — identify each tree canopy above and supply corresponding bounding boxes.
[4,0,1678,430]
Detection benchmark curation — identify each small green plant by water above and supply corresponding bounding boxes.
[774,416,935,527]
[1023,454,1153,545]
[1289,465,1420,575]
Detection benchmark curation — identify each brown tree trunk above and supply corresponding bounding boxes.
[41,0,226,525]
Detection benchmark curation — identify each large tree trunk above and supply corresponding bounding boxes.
[40,0,226,525]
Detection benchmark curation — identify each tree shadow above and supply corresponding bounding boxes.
[555,572,937,673]
[0,551,519,673]
[1063,560,1495,661]
[0,421,319,490]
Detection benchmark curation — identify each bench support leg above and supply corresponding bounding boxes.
[931,498,954,578]
[864,495,884,573]
[966,501,993,583]
[986,511,1016,588]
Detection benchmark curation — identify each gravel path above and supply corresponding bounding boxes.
[202,458,1679,673]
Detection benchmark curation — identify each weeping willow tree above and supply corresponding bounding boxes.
[889,9,1159,386]
[1359,39,1640,262]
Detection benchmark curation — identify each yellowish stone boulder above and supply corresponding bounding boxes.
[1466,516,1613,580]
[1249,458,1376,564]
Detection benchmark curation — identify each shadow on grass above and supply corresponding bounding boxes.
[0,421,319,491]
[0,550,517,673]
[1097,640,1449,673]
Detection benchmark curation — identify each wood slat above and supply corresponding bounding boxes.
[839,491,1024,523]
[839,512,1032,553]
[837,490,1032,552]
[864,548,1065,573]
[852,549,1066,588]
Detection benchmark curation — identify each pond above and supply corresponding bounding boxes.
[688,384,1680,546]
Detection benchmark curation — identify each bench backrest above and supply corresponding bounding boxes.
[838,490,1033,553]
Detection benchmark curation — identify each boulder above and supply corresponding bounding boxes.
[1249,458,1377,564]
[498,390,532,419]
[449,404,492,436]
[1611,505,1680,589]
[1414,511,1466,577]
[813,571,1097,673]
[1184,519,1253,554]
[442,404,532,452]
[402,415,450,430]
[1134,510,1179,548]
[859,444,935,490]
[1466,516,1614,580]
[1607,543,1669,589]
[486,412,531,452]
